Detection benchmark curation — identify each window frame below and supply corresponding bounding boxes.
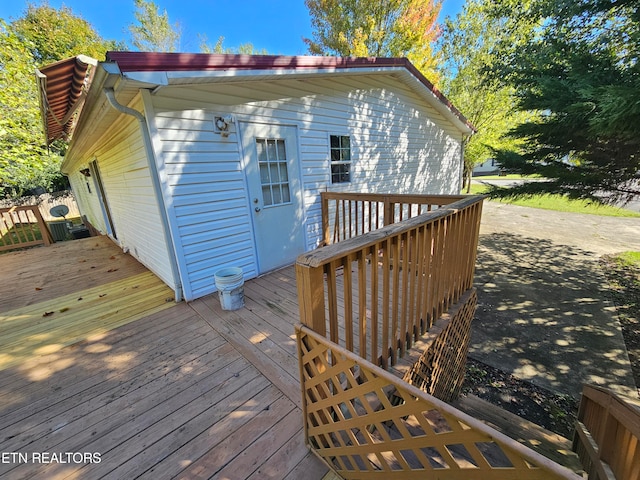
[329,134,352,184]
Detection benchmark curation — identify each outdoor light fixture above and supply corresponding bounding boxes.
[79,168,91,177]
[214,115,234,137]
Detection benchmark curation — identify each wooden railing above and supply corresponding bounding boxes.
[297,325,582,479]
[321,192,467,245]
[297,194,484,370]
[0,206,53,253]
[573,384,640,479]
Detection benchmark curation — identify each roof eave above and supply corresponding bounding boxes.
[105,52,475,134]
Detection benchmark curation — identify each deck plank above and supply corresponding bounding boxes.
[0,239,329,480]
[212,409,305,479]
[0,331,232,454]
[0,236,149,312]
[171,390,298,480]
[190,296,302,408]
[0,271,174,371]
[0,303,201,411]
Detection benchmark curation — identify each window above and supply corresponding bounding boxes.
[256,138,291,206]
[330,135,351,184]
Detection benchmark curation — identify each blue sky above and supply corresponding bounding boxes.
[0,0,465,55]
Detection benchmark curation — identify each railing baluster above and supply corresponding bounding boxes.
[358,251,367,361]
[381,238,391,368]
[420,223,432,334]
[399,230,411,356]
[391,235,401,364]
[411,225,424,340]
[371,244,379,365]
[343,254,354,352]
[327,261,340,350]
[341,200,346,242]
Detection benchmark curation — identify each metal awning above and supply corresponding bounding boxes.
[36,55,97,146]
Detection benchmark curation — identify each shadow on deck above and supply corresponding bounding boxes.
[0,237,328,479]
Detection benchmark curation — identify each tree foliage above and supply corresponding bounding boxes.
[199,34,268,55]
[0,5,117,197]
[129,0,181,52]
[304,0,441,80]
[438,0,534,191]
[488,0,640,204]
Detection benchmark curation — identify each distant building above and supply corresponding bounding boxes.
[473,159,500,176]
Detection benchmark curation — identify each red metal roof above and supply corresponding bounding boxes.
[38,53,474,144]
[37,55,96,145]
[106,52,409,72]
[105,52,473,131]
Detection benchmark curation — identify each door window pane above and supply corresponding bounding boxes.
[255,137,291,206]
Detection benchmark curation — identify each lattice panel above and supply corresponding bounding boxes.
[297,325,579,480]
[402,289,477,403]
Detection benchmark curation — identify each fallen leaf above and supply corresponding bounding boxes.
[109,255,116,260]
[35,287,43,291]
[78,259,86,263]
[43,311,54,317]
[99,294,106,298]
[59,307,69,313]
[107,268,118,273]
[77,297,83,301]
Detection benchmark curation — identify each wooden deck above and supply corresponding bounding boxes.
[0,238,329,479]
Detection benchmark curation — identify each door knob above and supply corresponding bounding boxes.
[255,206,261,212]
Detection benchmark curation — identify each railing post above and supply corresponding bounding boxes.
[296,262,326,337]
[321,192,330,246]
[383,195,393,226]
[31,206,54,245]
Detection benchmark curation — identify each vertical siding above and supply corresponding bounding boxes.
[149,73,464,300]
[150,111,256,300]
[65,102,175,291]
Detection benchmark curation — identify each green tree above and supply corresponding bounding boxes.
[0,5,118,197]
[488,0,640,204]
[199,34,268,55]
[304,0,441,81]
[438,0,534,191]
[129,0,181,52]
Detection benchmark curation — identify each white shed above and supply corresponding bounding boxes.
[38,53,475,302]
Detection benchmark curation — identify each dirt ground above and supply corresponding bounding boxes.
[463,200,640,436]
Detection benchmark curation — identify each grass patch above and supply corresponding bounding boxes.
[472,174,540,180]
[466,183,640,217]
[616,251,640,266]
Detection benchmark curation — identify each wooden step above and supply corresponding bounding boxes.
[451,393,585,474]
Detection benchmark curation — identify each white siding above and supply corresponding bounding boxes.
[68,171,107,232]
[148,73,464,300]
[64,102,175,291]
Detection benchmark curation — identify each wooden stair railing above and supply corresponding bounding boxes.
[452,394,585,474]
[573,384,640,480]
[297,194,484,372]
[297,324,583,479]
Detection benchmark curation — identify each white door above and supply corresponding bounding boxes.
[240,123,306,273]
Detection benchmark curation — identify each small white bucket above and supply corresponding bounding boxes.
[214,267,245,310]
